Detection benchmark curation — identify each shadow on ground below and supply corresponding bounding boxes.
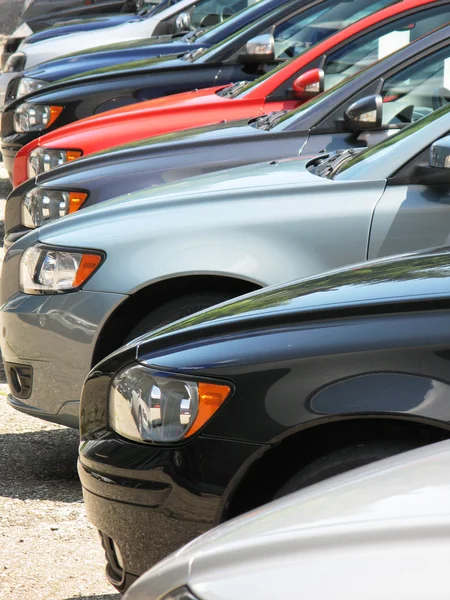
[0,425,82,502]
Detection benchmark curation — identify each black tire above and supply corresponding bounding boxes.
[125,291,236,342]
[274,438,421,499]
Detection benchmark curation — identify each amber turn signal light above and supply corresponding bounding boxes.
[186,382,231,437]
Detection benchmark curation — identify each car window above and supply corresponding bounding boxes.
[189,0,255,29]
[324,7,450,89]
[381,45,450,125]
[331,104,450,180]
[272,0,401,60]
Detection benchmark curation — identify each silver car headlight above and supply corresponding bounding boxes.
[16,77,46,98]
[28,147,83,178]
[11,22,34,37]
[109,365,231,444]
[22,187,88,228]
[4,51,27,72]
[14,103,63,133]
[20,244,103,294]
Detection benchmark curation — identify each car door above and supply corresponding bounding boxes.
[368,134,450,260]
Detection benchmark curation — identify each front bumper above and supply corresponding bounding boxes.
[0,289,126,426]
[79,432,265,583]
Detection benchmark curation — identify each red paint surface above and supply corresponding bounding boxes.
[13,0,437,186]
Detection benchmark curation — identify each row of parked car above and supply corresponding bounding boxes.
[2,0,450,595]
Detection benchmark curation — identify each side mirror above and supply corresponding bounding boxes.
[292,68,324,100]
[430,136,450,169]
[406,136,450,186]
[175,11,191,32]
[344,95,383,132]
[240,33,275,64]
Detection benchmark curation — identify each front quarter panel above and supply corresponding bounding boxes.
[141,309,450,443]
[37,173,386,294]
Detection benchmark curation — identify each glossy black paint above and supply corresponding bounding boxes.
[6,27,450,245]
[79,249,450,583]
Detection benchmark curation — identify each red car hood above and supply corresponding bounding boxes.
[14,85,273,186]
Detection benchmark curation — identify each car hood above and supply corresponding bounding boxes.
[39,156,328,240]
[25,38,199,82]
[19,14,161,58]
[125,440,450,600]
[24,13,138,45]
[35,91,257,157]
[131,248,450,354]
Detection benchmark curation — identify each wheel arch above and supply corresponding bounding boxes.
[220,414,450,523]
[92,273,262,367]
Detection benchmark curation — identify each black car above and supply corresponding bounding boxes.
[6,19,450,247]
[78,248,450,591]
[0,0,403,173]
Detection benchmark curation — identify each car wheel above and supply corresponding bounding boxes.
[125,291,237,342]
[274,439,421,499]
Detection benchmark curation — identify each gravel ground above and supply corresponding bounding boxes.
[0,6,120,600]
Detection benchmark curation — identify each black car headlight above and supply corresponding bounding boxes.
[22,187,88,228]
[20,244,103,294]
[28,147,83,178]
[14,103,63,133]
[109,365,231,443]
[16,77,46,99]
[4,51,27,73]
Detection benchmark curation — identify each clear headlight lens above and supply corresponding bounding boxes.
[22,188,88,228]
[14,103,63,133]
[20,244,103,294]
[28,147,83,178]
[11,22,33,37]
[109,365,231,443]
[16,77,46,99]
[4,51,27,72]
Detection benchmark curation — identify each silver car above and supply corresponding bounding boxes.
[123,439,450,600]
[3,103,450,427]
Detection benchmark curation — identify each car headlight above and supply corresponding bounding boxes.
[109,364,231,443]
[28,147,83,178]
[20,244,103,294]
[16,77,46,99]
[14,103,63,133]
[11,22,34,38]
[4,51,27,72]
[22,187,88,228]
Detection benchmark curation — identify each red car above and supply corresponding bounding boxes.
[14,0,442,186]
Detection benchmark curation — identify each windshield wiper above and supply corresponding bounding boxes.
[252,110,289,130]
[182,27,206,42]
[314,148,362,178]
[217,80,249,98]
[181,48,206,62]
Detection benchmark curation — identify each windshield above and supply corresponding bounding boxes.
[218,0,401,92]
[330,104,450,180]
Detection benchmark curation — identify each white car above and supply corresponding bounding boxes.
[0,0,238,104]
[124,440,450,600]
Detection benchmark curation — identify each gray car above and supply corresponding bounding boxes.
[123,440,450,600]
[3,103,450,428]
